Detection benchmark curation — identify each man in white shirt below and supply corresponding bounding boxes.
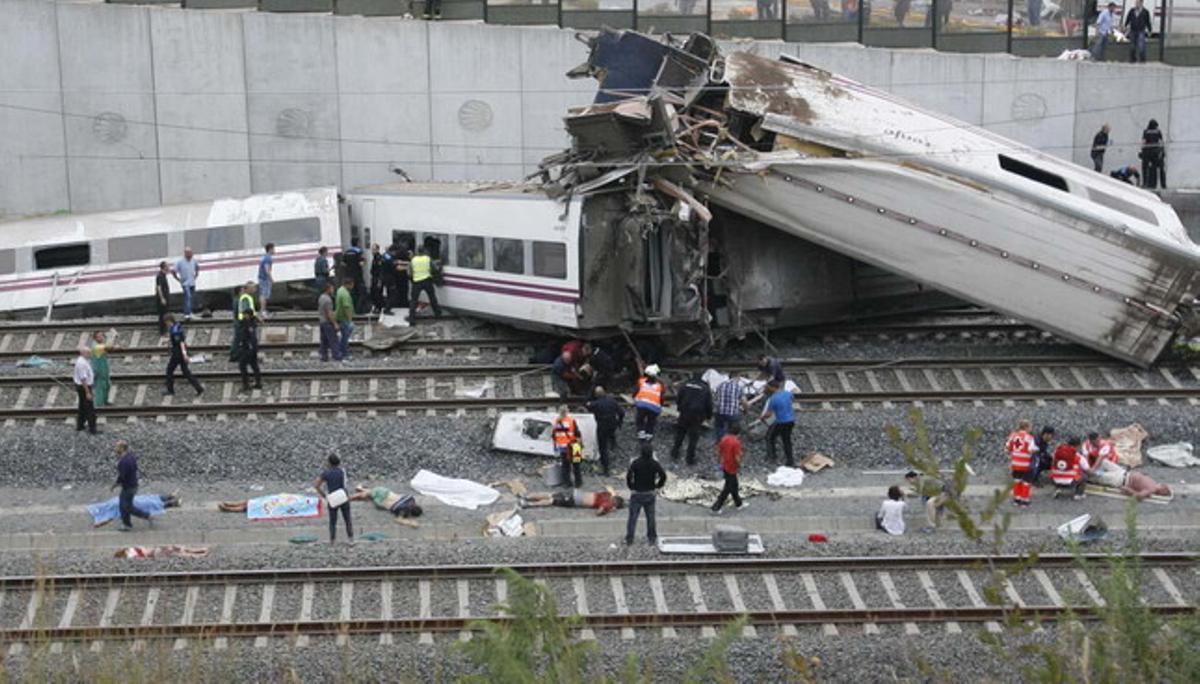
[74,346,98,435]
[1091,2,1118,61]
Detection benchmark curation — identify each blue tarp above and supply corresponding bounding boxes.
[88,496,166,525]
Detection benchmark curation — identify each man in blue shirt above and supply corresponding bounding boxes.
[111,440,152,531]
[258,243,275,318]
[1091,2,1117,61]
[759,382,796,466]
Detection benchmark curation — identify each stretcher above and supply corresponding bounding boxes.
[656,534,766,555]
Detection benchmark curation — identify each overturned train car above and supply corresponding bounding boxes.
[548,29,1200,367]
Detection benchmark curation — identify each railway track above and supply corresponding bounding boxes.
[1,554,1194,649]
[1,355,1197,423]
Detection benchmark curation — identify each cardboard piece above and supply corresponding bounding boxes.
[1109,424,1147,468]
[800,453,834,472]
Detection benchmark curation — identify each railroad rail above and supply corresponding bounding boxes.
[1,355,1197,422]
[2,554,1194,648]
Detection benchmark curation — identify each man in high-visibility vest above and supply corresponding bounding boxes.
[1050,436,1087,500]
[1006,419,1037,506]
[408,246,442,324]
[552,406,584,488]
[1080,432,1119,467]
[633,365,665,441]
[236,282,261,393]
[229,282,258,362]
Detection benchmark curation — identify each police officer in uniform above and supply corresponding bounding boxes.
[236,282,262,393]
[671,372,713,465]
[163,314,204,396]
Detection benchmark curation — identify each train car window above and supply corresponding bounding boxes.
[532,241,567,279]
[184,225,244,254]
[109,234,169,264]
[390,231,416,252]
[1086,188,1159,226]
[0,249,14,276]
[261,217,321,247]
[456,235,486,270]
[34,243,90,270]
[420,233,449,262]
[492,238,525,274]
[998,155,1069,192]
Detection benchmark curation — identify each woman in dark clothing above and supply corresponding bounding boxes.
[314,454,353,544]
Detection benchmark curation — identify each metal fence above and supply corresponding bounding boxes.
[143,0,1200,65]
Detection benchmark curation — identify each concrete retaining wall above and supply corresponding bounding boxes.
[1,0,1195,218]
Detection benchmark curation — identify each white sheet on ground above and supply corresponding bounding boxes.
[410,469,500,510]
[1146,442,1200,468]
[766,466,805,487]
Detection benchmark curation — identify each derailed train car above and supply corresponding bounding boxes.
[540,29,1200,367]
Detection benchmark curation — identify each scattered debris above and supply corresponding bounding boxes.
[766,466,805,488]
[360,329,418,352]
[189,354,208,364]
[16,355,53,368]
[456,379,494,399]
[660,475,799,506]
[411,469,500,510]
[491,411,600,462]
[261,326,289,343]
[1109,424,1148,467]
[800,453,835,473]
[484,508,530,537]
[1057,513,1108,543]
[289,534,319,545]
[115,545,210,559]
[1146,443,1199,468]
[377,312,410,328]
[807,533,828,543]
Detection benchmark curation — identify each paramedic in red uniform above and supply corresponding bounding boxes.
[1080,432,1119,466]
[1050,436,1088,500]
[1006,420,1037,506]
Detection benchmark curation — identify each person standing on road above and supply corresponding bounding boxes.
[586,386,624,477]
[163,314,204,397]
[1124,0,1152,63]
[335,278,356,361]
[1090,124,1110,172]
[155,261,170,336]
[711,423,746,514]
[714,372,747,442]
[172,247,199,319]
[1141,119,1166,190]
[408,246,443,323]
[315,454,353,544]
[90,330,118,408]
[671,372,712,465]
[633,364,665,440]
[74,346,98,435]
[257,243,275,318]
[314,246,330,294]
[625,442,667,546]
[111,440,151,531]
[759,381,797,467]
[317,281,339,362]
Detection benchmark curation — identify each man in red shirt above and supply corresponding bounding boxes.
[712,423,747,513]
[1050,436,1088,500]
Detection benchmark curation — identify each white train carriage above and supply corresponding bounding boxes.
[0,188,340,316]
[346,184,589,332]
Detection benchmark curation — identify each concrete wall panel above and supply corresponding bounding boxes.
[427,23,523,181]
[0,0,69,219]
[1073,62,1173,172]
[981,55,1078,162]
[243,13,342,193]
[519,26,596,174]
[151,8,251,204]
[57,2,160,211]
[1168,69,1200,190]
[335,18,432,190]
[890,51,985,125]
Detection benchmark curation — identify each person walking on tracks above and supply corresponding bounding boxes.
[553,406,584,488]
[155,261,170,336]
[408,246,442,323]
[335,277,356,361]
[711,423,746,514]
[671,371,712,465]
[586,386,624,476]
[111,440,151,532]
[315,454,353,544]
[162,314,204,397]
[317,281,339,362]
[759,381,797,467]
[237,295,263,394]
[90,330,119,408]
[625,442,667,545]
[633,364,665,440]
[257,243,275,318]
[73,345,99,435]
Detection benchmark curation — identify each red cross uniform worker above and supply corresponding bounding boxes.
[1006,420,1037,506]
[1050,437,1087,500]
[1080,432,1119,466]
[553,407,584,488]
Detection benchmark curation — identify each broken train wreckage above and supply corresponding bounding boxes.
[522,29,1200,367]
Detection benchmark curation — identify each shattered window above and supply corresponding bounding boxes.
[493,238,525,274]
[532,241,567,279]
[420,233,449,262]
[456,235,486,270]
[35,243,90,270]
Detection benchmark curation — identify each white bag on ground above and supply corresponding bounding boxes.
[410,469,500,510]
[1146,443,1199,468]
[766,466,805,488]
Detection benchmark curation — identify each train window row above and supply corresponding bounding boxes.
[17,218,323,274]
[391,230,567,281]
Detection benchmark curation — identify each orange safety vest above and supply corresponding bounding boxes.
[1080,439,1118,466]
[552,416,578,448]
[1006,430,1035,472]
[1050,445,1083,485]
[634,377,663,410]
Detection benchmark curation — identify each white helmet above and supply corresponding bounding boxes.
[644,364,660,377]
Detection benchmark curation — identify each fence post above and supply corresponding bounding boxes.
[706,0,712,35]
[1159,0,1168,61]
[857,0,864,42]
[1006,0,1014,53]
[558,0,563,28]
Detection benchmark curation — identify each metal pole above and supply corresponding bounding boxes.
[931,0,939,49]
[706,0,712,35]
[1159,0,1168,62]
[633,0,639,30]
[1082,5,1089,50]
[558,0,563,28]
[781,0,787,39]
[857,0,864,42]
[1006,0,1014,54]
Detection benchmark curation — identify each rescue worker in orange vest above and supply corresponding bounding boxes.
[553,406,584,488]
[633,364,665,441]
[1006,420,1037,506]
[1050,436,1088,500]
[1080,432,1119,467]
